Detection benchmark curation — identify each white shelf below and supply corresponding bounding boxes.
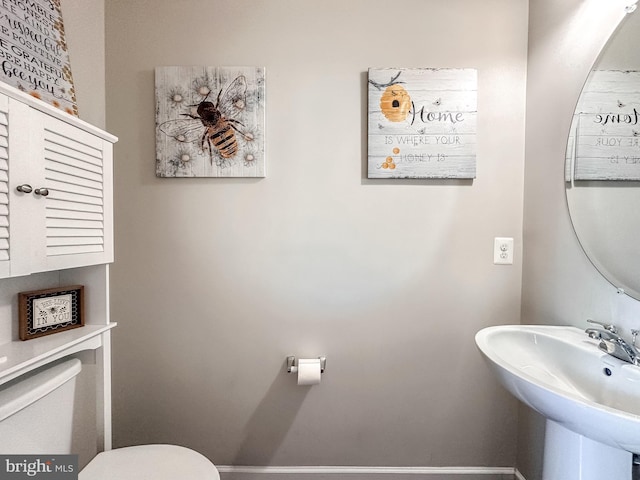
[0,323,116,386]
[0,82,117,143]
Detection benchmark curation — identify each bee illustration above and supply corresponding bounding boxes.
[159,75,251,166]
[379,84,411,122]
[369,71,411,123]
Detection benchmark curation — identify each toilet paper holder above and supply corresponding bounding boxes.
[287,356,326,374]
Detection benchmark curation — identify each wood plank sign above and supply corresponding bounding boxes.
[0,0,77,115]
[155,66,265,178]
[368,68,477,179]
[573,70,640,181]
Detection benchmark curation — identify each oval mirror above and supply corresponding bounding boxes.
[565,8,640,299]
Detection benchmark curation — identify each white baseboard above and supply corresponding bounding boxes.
[217,465,524,480]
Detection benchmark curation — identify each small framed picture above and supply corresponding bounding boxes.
[18,285,84,341]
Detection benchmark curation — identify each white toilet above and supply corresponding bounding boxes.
[0,357,220,479]
[78,444,219,480]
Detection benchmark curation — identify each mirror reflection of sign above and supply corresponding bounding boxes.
[572,70,640,181]
[33,294,72,328]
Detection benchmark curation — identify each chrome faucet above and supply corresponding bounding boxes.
[585,319,640,366]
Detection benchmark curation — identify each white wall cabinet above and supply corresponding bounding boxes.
[0,87,116,279]
[0,82,117,455]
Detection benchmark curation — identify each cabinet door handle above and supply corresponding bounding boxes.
[16,184,33,194]
[34,187,49,197]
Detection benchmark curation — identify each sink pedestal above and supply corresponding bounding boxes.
[543,420,632,480]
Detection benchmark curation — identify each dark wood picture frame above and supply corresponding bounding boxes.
[19,285,84,341]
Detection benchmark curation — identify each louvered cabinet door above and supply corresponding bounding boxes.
[0,94,8,277]
[38,113,113,272]
[0,88,115,278]
[1,96,36,278]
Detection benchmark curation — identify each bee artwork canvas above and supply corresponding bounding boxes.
[155,66,265,177]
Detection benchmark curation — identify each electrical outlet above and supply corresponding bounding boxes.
[494,237,514,265]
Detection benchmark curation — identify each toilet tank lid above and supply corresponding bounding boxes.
[0,358,81,422]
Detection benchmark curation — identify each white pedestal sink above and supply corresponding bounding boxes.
[476,325,640,480]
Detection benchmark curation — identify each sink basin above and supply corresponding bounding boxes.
[476,324,640,453]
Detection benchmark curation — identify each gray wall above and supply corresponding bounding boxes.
[60,0,105,129]
[104,0,527,469]
[520,0,640,478]
[7,0,639,476]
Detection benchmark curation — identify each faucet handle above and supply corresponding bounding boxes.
[587,319,618,334]
[632,329,640,348]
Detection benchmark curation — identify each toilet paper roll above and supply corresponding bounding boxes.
[297,358,322,386]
